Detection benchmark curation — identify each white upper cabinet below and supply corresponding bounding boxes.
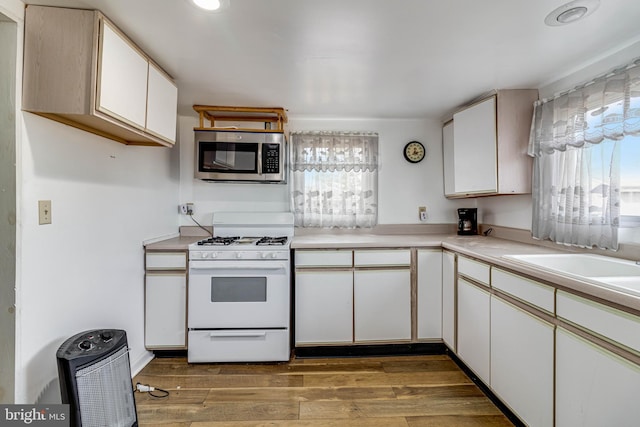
[97,20,149,130]
[146,63,179,141]
[444,89,538,198]
[23,5,177,147]
[442,120,455,196]
[453,96,497,195]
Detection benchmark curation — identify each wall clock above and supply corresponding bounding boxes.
[403,141,426,163]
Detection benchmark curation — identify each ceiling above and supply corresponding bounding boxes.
[25,0,640,119]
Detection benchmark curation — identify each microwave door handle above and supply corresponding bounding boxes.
[257,143,263,176]
[211,160,233,170]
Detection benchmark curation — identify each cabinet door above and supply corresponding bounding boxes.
[97,19,148,129]
[145,273,186,348]
[556,327,640,427]
[442,121,455,196]
[491,296,554,427]
[354,269,411,342]
[146,62,178,143]
[295,270,353,344]
[417,250,442,339]
[453,96,497,194]
[442,251,456,350]
[457,278,490,383]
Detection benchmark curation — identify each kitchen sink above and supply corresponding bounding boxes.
[503,253,640,296]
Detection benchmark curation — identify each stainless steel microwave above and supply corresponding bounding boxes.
[194,130,286,183]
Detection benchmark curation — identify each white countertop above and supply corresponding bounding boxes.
[292,233,640,314]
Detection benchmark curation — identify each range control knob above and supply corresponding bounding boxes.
[260,253,268,259]
[236,252,243,259]
[100,331,113,342]
[211,252,218,258]
[270,253,278,259]
[78,340,92,351]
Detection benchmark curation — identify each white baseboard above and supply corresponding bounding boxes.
[130,350,154,377]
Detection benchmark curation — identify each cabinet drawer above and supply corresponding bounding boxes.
[188,329,289,363]
[295,250,352,267]
[458,256,490,286]
[145,252,186,270]
[354,250,411,267]
[557,290,640,354]
[492,268,554,313]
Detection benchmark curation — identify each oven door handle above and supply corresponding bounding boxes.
[209,331,267,339]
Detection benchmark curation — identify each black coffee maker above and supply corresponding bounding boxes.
[457,208,478,235]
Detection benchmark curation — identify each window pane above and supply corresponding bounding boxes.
[620,135,640,216]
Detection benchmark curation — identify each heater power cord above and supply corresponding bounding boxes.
[135,382,169,398]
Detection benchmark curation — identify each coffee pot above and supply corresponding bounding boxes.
[457,208,478,235]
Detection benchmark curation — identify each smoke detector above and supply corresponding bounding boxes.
[545,0,600,26]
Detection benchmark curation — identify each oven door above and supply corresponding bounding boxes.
[188,260,290,329]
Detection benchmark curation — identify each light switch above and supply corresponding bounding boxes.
[39,200,52,225]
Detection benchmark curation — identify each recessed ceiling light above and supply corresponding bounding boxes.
[193,0,219,10]
[545,0,599,26]
[191,0,227,12]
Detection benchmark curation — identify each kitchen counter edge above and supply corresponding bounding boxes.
[292,233,640,314]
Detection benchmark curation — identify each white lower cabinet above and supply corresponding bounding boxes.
[448,253,640,427]
[457,278,490,384]
[442,251,456,350]
[145,273,186,348]
[295,248,413,345]
[491,296,554,427]
[417,250,443,340]
[556,327,640,427]
[295,270,353,344]
[354,269,411,342]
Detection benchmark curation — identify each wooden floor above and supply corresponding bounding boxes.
[133,354,514,426]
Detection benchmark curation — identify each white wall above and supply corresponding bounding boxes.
[179,115,468,227]
[16,114,180,403]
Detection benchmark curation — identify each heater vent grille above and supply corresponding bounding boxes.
[75,346,136,427]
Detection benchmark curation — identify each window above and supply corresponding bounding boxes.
[529,60,640,250]
[290,131,378,228]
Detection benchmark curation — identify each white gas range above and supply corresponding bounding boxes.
[187,212,293,363]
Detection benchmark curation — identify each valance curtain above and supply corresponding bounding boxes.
[528,60,640,250]
[290,131,378,228]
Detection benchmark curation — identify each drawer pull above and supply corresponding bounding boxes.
[210,332,267,339]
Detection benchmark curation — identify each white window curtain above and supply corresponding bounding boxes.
[290,131,378,228]
[529,59,640,250]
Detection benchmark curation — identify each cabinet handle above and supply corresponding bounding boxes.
[209,332,267,339]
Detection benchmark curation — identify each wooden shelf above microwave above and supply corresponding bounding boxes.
[193,105,288,133]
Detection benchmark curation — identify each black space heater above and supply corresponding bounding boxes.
[56,329,138,427]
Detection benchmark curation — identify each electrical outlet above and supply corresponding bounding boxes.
[418,206,427,221]
[39,200,52,225]
[179,203,195,215]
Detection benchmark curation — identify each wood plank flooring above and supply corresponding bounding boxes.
[133,354,514,426]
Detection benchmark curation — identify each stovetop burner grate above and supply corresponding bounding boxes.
[256,236,288,246]
[197,236,240,246]
[195,236,289,247]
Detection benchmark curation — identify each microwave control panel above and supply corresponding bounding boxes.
[262,144,280,173]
